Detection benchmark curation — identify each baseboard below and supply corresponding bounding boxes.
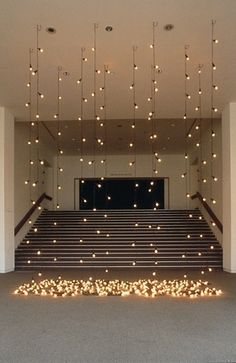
[0,268,14,273]
[223,267,236,273]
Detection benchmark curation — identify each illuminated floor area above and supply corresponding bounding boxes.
[1,269,236,363]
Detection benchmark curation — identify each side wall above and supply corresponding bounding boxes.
[14,123,55,245]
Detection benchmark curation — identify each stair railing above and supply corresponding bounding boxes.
[14,193,52,236]
[191,192,223,233]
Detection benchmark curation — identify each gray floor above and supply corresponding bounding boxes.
[0,269,236,363]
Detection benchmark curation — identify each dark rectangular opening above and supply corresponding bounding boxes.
[79,178,165,209]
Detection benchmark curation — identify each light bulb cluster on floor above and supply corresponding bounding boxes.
[14,277,222,299]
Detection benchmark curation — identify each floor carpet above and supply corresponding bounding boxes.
[0,269,236,363]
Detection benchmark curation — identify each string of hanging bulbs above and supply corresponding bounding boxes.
[182,45,191,204]
[92,23,99,180]
[197,65,204,194]
[210,20,218,207]
[78,47,86,206]
[129,45,138,170]
[150,22,161,176]
[54,66,63,209]
[25,25,44,212]
[25,48,33,225]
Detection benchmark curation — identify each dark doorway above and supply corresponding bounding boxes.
[79,178,165,209]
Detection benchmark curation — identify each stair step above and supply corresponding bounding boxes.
[15,209,222,271]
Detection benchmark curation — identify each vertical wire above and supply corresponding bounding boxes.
[152,22,158,177]
[104,65,108,179]
[184,45,190,208]
[28,49,33,210]
[150,63,155,177]
[36,25,40,202]
[210,21,214,203]
[133,46,137,177]
[93,23,98,182]
[132,46,137,207]
[198,65,203,196]
[210,20,217,206]
[80,48,85,206]
[56,66,62,209]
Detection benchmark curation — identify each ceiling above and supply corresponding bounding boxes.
[0,0,236,123]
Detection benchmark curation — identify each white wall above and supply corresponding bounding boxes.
[0,107,14,272]
[222,103,236,272]
[53,153,186,210]
[14,123,55,245]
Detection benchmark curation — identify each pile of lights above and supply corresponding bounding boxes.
[14,277,222,298]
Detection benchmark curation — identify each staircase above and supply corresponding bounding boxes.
[15,209,222,270]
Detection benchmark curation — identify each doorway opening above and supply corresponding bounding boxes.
[74,178,168,210]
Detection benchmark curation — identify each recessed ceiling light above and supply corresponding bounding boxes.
[105,25,113,32]
[46,27,56,34]
[164,24,174,31]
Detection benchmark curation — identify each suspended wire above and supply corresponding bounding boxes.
[184,45,190,206]
[210,20,218,206]
[55,66,62,209]
[26,48,33,220]
[93,23,99,182]
[197,65,203,195]
[103,65,109,179]
[79,47,85,202]
[152,22,158,177]
[131,46,138,207]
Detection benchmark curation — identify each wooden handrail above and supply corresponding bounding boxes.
[191,192,223,233]
[14,193,52,236]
